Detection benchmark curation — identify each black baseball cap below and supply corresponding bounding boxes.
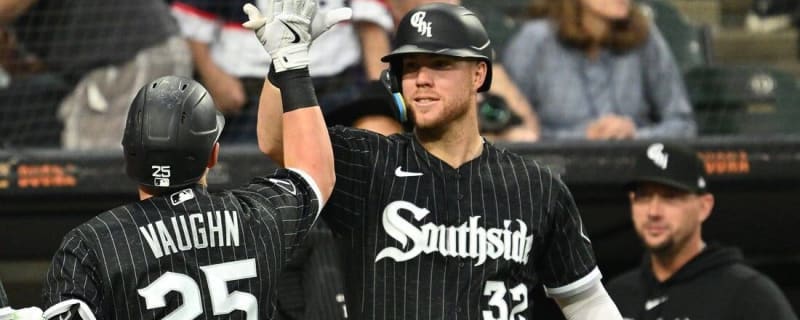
[626,143,708,194]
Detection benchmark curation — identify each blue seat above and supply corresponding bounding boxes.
[638,0,713,73]
[684,65,800,135]
[462,0,531,57]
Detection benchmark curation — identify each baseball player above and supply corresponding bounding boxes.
[247,2,622,319]
[38,2,347,317]
[607,142,798,320]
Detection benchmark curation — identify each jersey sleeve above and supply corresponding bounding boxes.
[324,126,383,231]
[42,231,104,319]
[536,175,600,298]
[234,167,324,260]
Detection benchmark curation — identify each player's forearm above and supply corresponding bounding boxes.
[282,108,335,201]
[244,0,346,187]
[257,80,285,165]
[271,68,335,202]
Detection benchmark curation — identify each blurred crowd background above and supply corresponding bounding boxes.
[2,0,800,148]
[2,0,800,315]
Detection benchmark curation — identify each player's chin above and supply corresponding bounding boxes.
[636,230,665,247]
[643,237,673,253]
[410,112,441,129]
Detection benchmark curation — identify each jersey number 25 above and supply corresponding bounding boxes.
[138,259,258,320]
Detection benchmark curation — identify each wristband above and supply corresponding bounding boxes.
[269,67,319,112]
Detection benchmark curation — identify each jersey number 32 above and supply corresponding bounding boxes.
[483,280,528,320]
[138,259,258,320]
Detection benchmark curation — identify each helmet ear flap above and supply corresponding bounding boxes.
[380,68,408,123]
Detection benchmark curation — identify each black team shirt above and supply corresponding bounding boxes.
[324,126,600,320]
[43,168,322,320]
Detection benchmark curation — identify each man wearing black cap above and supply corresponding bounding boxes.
[607,142,797,320]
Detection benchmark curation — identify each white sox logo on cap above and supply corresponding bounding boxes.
[630,142,708,194]
[410,11,432,38]
[647,143,669,170]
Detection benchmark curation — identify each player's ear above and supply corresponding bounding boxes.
[697,192,714,223]
[473,60,488,91]
[207,142,220,169]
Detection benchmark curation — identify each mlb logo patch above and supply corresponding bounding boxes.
[170,188,195,206]
[154,178,170,187]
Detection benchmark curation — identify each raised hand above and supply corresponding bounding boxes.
[242,1,351,73]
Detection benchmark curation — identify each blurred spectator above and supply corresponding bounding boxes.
[348,0,406,135]
[607,142,797,319]
[3,0,191,149]
[386,0,458,24]
[480,63,541,141]
[747,0,800,33]
[171,0,401,141]
[0,22,68,148]
[503,0,696,140]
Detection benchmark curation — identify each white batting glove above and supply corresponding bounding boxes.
[309,6,352,40]
[0,306,43,320]
[242,1,351,73]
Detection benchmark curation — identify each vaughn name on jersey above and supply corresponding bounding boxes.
[139,207,241,259]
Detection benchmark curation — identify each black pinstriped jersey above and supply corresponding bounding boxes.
[323,126,599,320]
[42,168,322,320]
[0,278,7,308]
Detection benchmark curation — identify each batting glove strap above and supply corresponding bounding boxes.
[271,43,311,73]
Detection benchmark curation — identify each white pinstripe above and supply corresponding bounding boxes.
[103,214,141,320]
[326,127,599,320]
[42,168,319,320]
[84,225,118,318]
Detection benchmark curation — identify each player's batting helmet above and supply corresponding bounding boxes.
[381,3,494,92]
[122,76,225,189]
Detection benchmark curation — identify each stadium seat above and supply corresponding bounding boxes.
[684,65,800,135]
[638,0,714,73]
[463,0,531,57]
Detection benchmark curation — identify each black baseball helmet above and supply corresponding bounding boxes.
[122,76,225,189]
[381,3,494,92]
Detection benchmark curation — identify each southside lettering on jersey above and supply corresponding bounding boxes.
[324,127,599,320]
[375,200,533,266]
[139,210,241,259]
